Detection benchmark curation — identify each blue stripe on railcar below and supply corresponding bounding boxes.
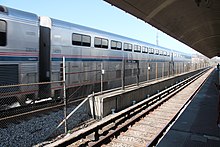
[0,56,38,61]
[51,57,170,62]
[51,57,122,62]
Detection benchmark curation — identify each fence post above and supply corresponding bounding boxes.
[183,63,185,73]
[155,62,158,79]
[101,62,104,94]
[62,56,67,134]
[147,63,150,81]
[122,54,125,90]
[136,60,139,86]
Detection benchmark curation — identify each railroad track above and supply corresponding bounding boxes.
[0,98,85,127]
[93,68,211,147]
[0,74,163,126]
[0,68,202,127]
[45,67,212,147]
[0,65,208,125]
[100,92,193,147]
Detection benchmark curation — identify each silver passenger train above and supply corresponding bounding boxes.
[0,5,191,104]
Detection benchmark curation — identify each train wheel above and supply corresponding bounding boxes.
[54,89,62,100]
[17,95,27,106]
[26,93,37,103]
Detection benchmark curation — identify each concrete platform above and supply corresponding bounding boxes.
[157,69,220,147]
[89,69,205,119]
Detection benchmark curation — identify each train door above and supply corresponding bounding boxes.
[39,17,51,98]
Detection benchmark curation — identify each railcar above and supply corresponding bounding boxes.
[0,5,39,104]
[0,5,191,105]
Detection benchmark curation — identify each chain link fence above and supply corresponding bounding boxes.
[0,81,63,111]
[0,61,208,113]
[0,59,210,146]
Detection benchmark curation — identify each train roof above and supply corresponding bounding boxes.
[51,18,191,58]
[51,18,175,52]
[0,5,38,22]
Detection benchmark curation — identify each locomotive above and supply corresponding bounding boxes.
[0,5,191,105]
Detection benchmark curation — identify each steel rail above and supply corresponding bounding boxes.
[88,68,209,147]
[146,67,212,147]
[0,97,85,124]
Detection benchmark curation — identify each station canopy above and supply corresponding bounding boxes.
[104,0,220,58]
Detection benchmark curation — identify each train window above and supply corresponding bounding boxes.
[167,52,170,56]
[142,46,148,53]
[82,35,91,47]
[94,37,108,49]
[138,46,141,52]
[0,6,4,13]
[116,42,122,50]
[148,48,151,53]
[164,51,167,56]
[111,40,122,50]
[148,48,154,54]
[0,6,7,13]
[159,50,163,55]
[128,44,132,50]
[72,33,82,46]
[72,33,91,47]
[111,40,117,49]
[124,43,128,50]
[124,43,132,51]
[155,49,159,55]
[124,43,128,48]
[102,39,108,49]
[152,48,154,54]
[145,47,148,53]
[94,37,101,48]
[0,20,6,46]
[134,45,141,53]
[134,45,137,51]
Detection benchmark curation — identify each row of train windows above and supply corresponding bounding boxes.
[72,33,170,56]
[0,21,182,58]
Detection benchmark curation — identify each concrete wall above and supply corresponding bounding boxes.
[89,68,205,119]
